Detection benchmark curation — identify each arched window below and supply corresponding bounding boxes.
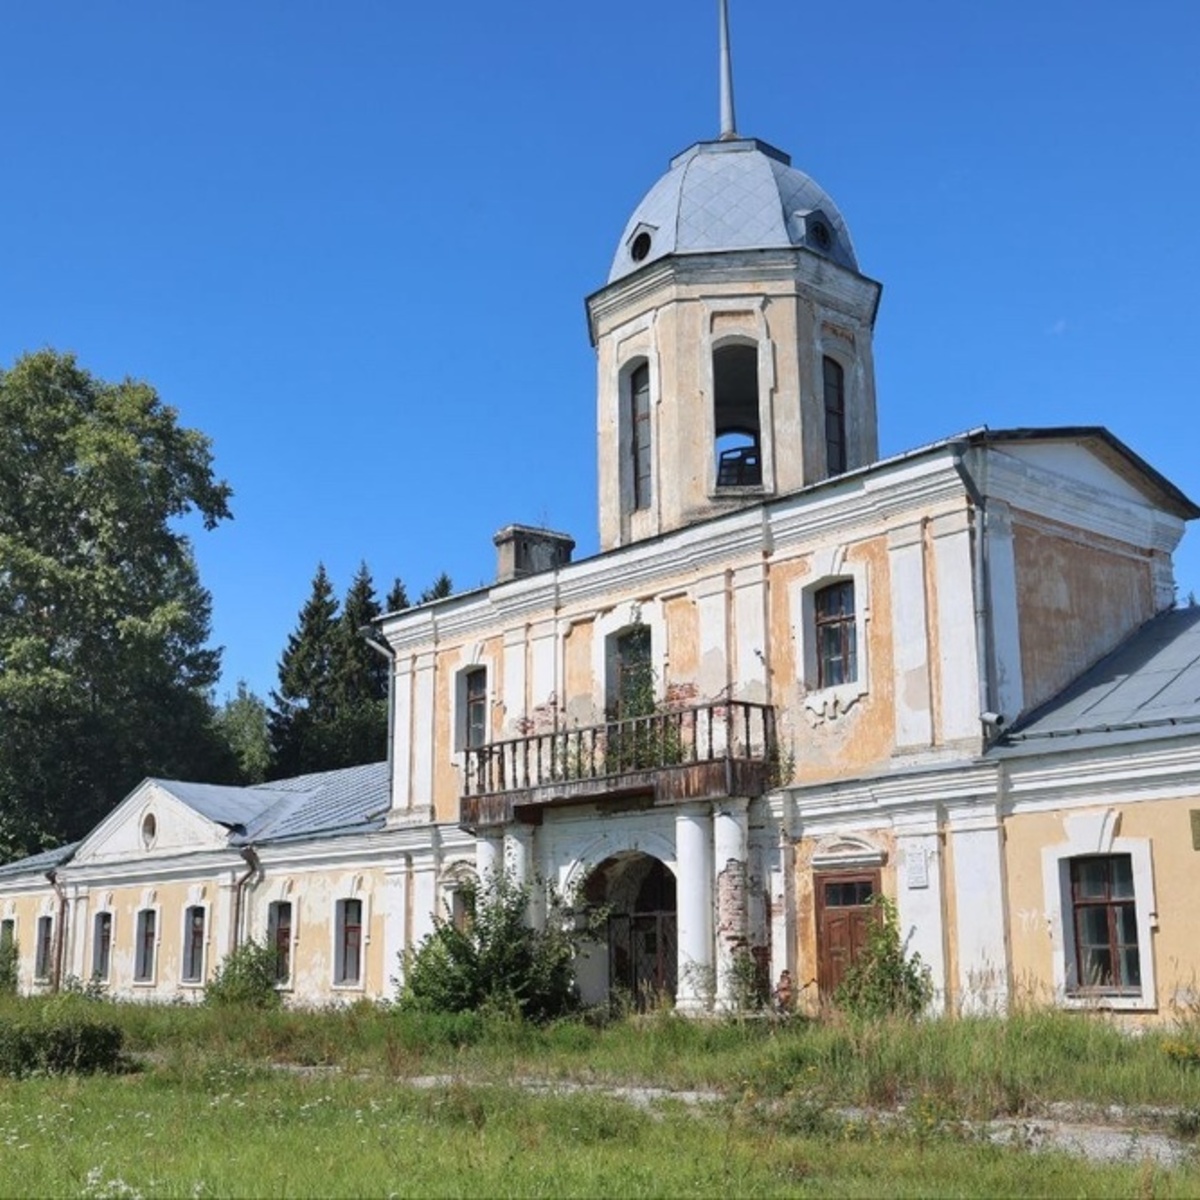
[713,343,761,487]
[629,362,652,511]
[823,356,846,475]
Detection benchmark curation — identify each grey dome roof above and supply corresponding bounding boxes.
[609,137,858,283]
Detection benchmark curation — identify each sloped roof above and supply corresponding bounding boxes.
[995,606,1200,755]
[239,761,390,843]
[0,841,79,880]
[147,780,289,831]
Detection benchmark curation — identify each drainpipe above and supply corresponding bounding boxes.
[361,628,397,773]
[46,869,67,992]
[951,445,997,738]
[232,846,260,951]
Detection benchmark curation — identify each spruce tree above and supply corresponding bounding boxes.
[419,573,454,604]
[385,577,409,614]
[269,564,339,778]
[326,565,388,769]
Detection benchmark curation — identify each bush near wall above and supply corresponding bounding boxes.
[0,1001,124,1077]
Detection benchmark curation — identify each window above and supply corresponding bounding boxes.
[455,664,491,753]
[465,667,488,750]
[629,362,652,511]
[335,899,363,986]
[183,906,206,983]
[1069,856,1140,995]
[92,912,113,981]
[613,625,653,719]
[823,356,846,475]
[35,916,53,981]
[135,909,156,983]
[268,901,292,985]
[713,343,761,488]
[0,919,13,952]
[814,581,857,688]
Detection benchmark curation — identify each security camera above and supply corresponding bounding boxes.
[980,711,1005,729]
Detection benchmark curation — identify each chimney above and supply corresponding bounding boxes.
[494,524,575,584]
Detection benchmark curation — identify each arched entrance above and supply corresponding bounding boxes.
[583,852,677,1008]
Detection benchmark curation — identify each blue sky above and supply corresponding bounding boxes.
[3,1,1198,701]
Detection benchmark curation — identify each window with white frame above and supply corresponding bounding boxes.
[1042,811,1156,1011]
[335,898,363,986]
[268,901,292,985]
[92,912,113,981]
[0,918,14,953]
[624,358,653,514]
[34,915,53,981]
[795,563,870,715]
[134,908,156,983]
[182,906,206,983]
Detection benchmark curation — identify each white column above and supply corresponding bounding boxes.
[713,797,750,1009]
[476,831,503,886]
[504,824,542,928]
[948,802,1009,1014]
[675,802,714,1013]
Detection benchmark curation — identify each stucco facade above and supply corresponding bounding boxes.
[2,55,1198,1022]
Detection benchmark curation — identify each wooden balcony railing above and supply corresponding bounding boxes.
[463,700,776,805]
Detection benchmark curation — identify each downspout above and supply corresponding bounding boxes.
[46,869,67,993]
[232,846,260,952]
[951,445,997,735]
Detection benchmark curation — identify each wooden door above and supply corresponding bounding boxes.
[815,871,880,998]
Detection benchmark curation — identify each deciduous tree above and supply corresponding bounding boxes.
[0,350,233,859]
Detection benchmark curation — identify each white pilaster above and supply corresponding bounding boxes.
[732,565,768,703]
[948,802,1009,1013]
[985,502,1024,721]
[887,522,933,749]
[713,797,750,1009]
[476,831,503,886]
[932,510,982,744]
[410,651,437,817]
[675,802,714,1012]
[893,811,947,1013]
[390,656,414,817]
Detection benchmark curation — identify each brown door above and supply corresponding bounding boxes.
[815,871,880,998]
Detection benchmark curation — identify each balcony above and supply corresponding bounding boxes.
[460,700,777,830]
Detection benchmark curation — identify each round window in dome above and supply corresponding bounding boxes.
[630,232,652,262]
[810,221,832,252]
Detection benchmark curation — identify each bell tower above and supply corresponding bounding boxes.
[587,0,882,552]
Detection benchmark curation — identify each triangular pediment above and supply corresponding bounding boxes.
[71,780,235,865]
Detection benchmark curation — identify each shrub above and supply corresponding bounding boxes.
[0,938,17,995]
[0,1001,124,1077]
[833,896,932,1020]
[400,872,588,1022]
[205,939,282,1009]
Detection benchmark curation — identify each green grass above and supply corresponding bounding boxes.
[0,1071,1197,1199]
[3,995,1200,1196]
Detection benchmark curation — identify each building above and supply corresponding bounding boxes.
[3,5,1198,1019]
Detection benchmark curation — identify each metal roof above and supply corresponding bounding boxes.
[147,780,287,830]
[239,761,390,843]
[0,842,79,880]
[996,606,1200,754]
[608,137,858,283]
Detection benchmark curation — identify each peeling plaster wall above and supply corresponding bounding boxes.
[1013,515,1155,714]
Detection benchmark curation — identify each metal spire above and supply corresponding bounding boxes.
[718,0,737,139]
